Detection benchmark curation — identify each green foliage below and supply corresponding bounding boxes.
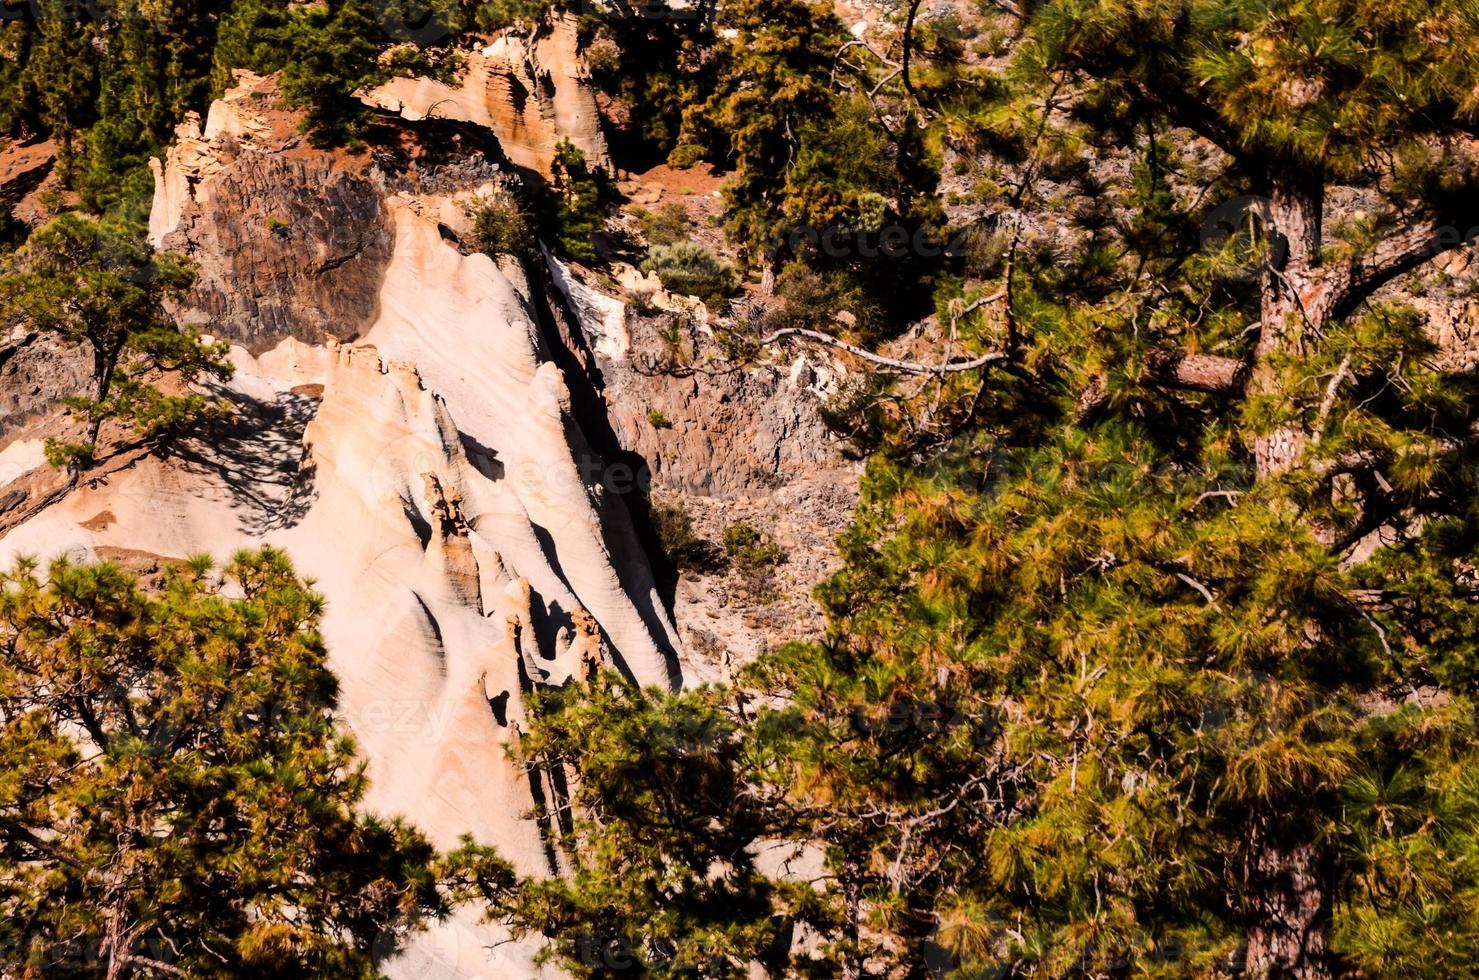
[473,0,565,32]
[676,1,942,325]
[79,0,223,211]
[684,0,840,255]
[666,144,705,170]
[761,261,881,344]
[278,0,394,147]
[0,212,232,472]
[641,241,737,310]
[581,4,715,157]
[457,2,1479,976]
[650,498,718,573]
[41,438,95,471]
[721,520,784,573]
[647,407,673,429]
[211,0,293,97]
[0,0,455,186]
[443,673,819,978]
[3,0,1477,975]
[465,187,532,259]
[541,139,617,264]
[632,202,690,247]
[720,0,1479,973]
[2,0,243,204]
[0,548,443,975]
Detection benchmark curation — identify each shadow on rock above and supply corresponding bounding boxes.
[174,387,320,535]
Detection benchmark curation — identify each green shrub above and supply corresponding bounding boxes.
[466,189,531,259]
[666,144,705,170]
[760,262,880,341]
[722,520,785,572]
[632,203,689,247]
[641,241,737,311]
[651,500,719,572]
[647,408,673,429]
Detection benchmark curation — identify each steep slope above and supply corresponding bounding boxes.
[0,75,676,978]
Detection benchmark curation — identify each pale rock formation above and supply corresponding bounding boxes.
[0,40,861,974]
[150,70,293,244]
[150,72,400,352]
[366,13,610,177]
[0,439,44,485]
[547,251,631,361]
[0,82,677,975]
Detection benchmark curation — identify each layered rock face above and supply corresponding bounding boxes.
[152,71,425,352]
[366,12,611,177]
[546,255,861,671]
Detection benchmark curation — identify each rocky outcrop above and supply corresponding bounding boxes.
[1,76,680,977]
[550,260,847,499]
[366,13,610,177]
[0,34,858,970]
[3,177,683,786]
[0,329,90,443]
[546,257,861,665]
[150,72,397,352]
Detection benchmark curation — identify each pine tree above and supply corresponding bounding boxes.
[78,0,226,212]
[443,673,820,978]
[684,0,841,258]
[0,212,233,479]
[0,548,443,977]
[543,139,617,264]
[276,0,392,146]
[745,0,1479,976]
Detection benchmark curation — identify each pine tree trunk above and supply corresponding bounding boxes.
[1242,814,1334,979]
[87,339,121,455]
[1243,175,1336,980]
[1250,178,1323,480]
[840,856,864,980]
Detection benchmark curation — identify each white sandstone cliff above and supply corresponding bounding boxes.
[1,76,676,978]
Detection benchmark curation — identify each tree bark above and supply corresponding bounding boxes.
[1243,174,1337,980]
[1242,814,1334,979]
[839,855,865,980]
[1250,176,1325,478]
[86,336,123,456]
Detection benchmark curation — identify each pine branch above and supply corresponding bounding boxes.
[756,328,1012,376]
[1150,351,1248,393]
[120,956,190,978]
[900,0,925,105]
[1326,209,1479,322]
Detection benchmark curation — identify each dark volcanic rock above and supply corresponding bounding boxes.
[160,151,394,353]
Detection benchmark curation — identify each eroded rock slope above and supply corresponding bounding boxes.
[0,75,676,978]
